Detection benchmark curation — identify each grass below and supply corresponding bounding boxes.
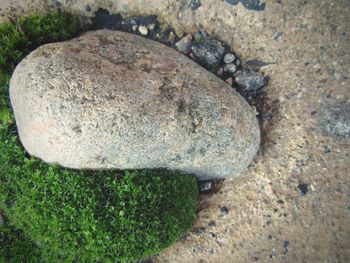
[0,11,198,263]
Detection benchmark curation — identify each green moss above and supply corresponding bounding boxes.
[0,11,198,263]
[0,223,42,263]
[0,126,198,262]
[0,73,11,125]
[208,62,220,74]
[0,11,78,73]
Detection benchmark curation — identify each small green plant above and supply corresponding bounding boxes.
[0,11,198,262]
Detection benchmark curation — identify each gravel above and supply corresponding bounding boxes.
[223,53,236,64]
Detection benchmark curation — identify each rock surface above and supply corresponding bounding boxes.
[10,29,260,180]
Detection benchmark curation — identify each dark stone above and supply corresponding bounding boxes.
[225,0,266,11]
[323,146,332,154]
[191,31,225,67]
[54,1,62,8]
[234,69,267,92]
[194,227,206,234]
[190,0,202,10]
[274,31,285,40]
[298,183,309,196]
[283,240,289,253]
[318,101,350,139]
[85,5,91,12]
[208,221,216,227]
[219,206,229,215]
[245,59,277,68]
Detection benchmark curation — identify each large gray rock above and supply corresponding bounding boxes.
[10,29,260,180]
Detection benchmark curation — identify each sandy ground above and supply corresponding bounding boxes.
[0,0,349,262]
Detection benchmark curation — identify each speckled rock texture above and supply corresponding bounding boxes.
[1,0,349,262]
[10,30,260,180]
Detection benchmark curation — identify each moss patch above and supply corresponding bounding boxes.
[0,11,198,263]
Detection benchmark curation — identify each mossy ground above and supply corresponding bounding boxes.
[0,11,198,263]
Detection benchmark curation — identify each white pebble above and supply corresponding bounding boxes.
[138,25,148,35]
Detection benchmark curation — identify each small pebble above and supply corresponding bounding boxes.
[234,69,266,91]
[191,36,225,66]
[235,58,241,67]
[216,66,224,76]
[219,206,229,215]
[168,31,176,43]
[138,25,148,35]
[208,221,216,227]
[85,5,91,12]
[199,181,213,192]
[194,227,206,234]
[175,34,193,54]
[189,0,202,10]
[147,23,156,30]
[283,240,290,253]
[223,53,236,64]
[224,63,238,73]
[298,183,309,196]
[129,19,137,25]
